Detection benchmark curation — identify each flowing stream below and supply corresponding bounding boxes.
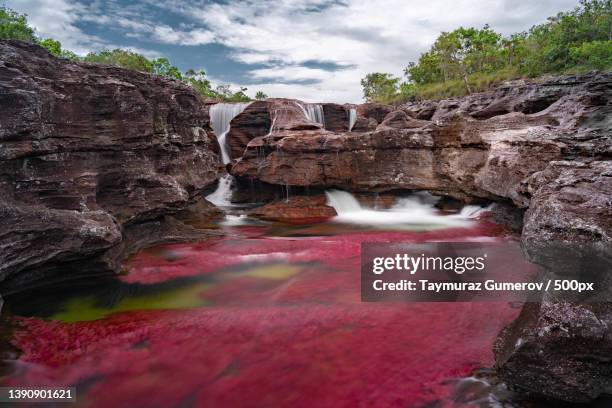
[325,189,488,230]
[0,191,535,407]
[0,102,534,407]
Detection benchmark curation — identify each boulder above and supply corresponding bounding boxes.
[249,195,336,223]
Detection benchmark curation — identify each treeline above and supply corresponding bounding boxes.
[0,6,268,102]
[362,0,612,103]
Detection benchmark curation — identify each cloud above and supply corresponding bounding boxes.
[159,0,579,102]
[7,0,580,102]
[150,26,215,46]
[5,0,105,54]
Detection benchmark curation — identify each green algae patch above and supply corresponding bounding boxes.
[51,282,210,323]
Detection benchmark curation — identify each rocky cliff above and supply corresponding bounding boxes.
[0,41,223,293]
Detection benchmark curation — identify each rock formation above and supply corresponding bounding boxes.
[0,41,223,293]
[228,71,611,402]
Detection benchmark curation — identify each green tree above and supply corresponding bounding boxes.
[184,69,216,98]
[570,40,612,69]
[82,49,153,72]
[225,86,251,102]
[36,38,78,59]
[255,91,268,100]
[38,38,61,55]
[0,6,36,41]
[360,72,400,103]
[151,57,183,80]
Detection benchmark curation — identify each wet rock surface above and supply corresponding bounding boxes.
[0,41,223,292]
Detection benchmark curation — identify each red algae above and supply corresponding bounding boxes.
[1,220,523,407]
[125,221,507,285]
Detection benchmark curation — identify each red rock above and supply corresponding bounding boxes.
[226,100,271,160]
[249,195,336,223]
[322,103,349,132]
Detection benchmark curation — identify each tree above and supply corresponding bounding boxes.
[255,91,268,100]
[36,38,78,59]
[184,69,216,98]
[225,86,251,102]
[360,72,399,103]
[82,49,153,72]
[151,58,182,80]
[38,38,61,55]
[0,6,36,41]
[570,40,612,69]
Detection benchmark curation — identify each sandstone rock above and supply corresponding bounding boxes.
[322,103,350,132]
[350,103,394,132]
[357,103,394,124]
[226,100,271,160]
[232,72,610,204]
[249,195,336,223]
[495,299,612,403]
[0,40,222,291]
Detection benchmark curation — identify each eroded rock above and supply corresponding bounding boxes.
[0,40,223,291]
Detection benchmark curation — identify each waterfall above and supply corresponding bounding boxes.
[210,102,251,164]
[348,108,357,132]
[458,204,493,218]
[325,189,489,229]
[206,102,251,206]
[325,190,362,213]
[296,102,325,127]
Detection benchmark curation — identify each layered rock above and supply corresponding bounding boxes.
[322,103,350,132]
[226,100,271,160]
[0,41,223,292]
[231,73,610,205]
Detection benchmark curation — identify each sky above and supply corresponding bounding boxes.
[7,0,579,103]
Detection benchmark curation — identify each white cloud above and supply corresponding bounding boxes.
[151,25,215,46]
[164,0,579,102]
[7,0,580,102]
[6,0,105,54]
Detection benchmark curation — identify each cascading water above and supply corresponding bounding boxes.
[210,103,251,164]
[348,108,357,132]
[297,102,325,127]
[206,102,251,206]
[325,189,489,230]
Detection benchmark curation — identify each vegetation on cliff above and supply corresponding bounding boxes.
[361,0,612,103]
[0,6,262,102]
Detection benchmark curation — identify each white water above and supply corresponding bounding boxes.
[297,102,325,127]
[209,102,251,164]
[206,102,251,207]
[325,189,489,229]
[348,108,357,132]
